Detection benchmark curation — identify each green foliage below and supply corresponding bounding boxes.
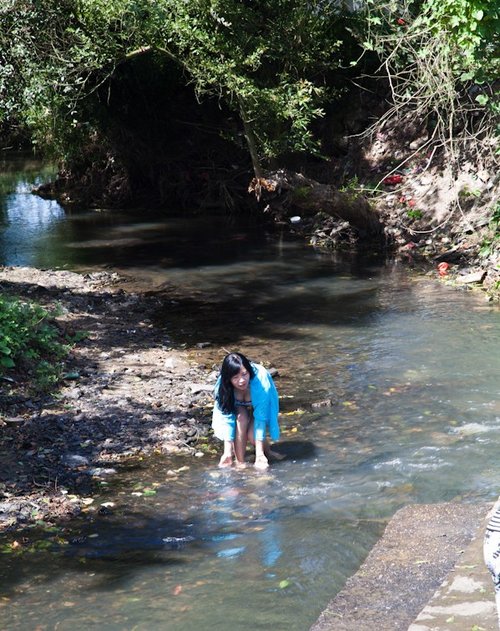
[359,0,499,82]
[479,202,500,259]
[1,0,148,159]
[459,185,482,199]
[340,176,360,191]
[3,0,496,187]
[291,186,312,200]
[406,209,423,220]
[356,0,499,157]
[156,0,346,164]
[418,0,499,82]
[0,296,70,391]
[0,0,351,173]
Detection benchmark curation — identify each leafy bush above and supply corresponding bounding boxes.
[357,0,499,163]
[0,296,69,391]
[0,0,352,177]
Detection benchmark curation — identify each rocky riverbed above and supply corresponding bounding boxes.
[0,266,217,532]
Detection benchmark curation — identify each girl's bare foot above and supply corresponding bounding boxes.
[218,454,233,468]
[235,460,248,469]
[254,455,269,470]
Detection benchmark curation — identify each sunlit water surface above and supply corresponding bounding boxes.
[1,155,499,630]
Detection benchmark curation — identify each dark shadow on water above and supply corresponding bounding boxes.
[0,511,204,596]
[154,281,387,346]
[271,440,316,462]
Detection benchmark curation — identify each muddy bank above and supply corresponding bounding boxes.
[0,267,217,532]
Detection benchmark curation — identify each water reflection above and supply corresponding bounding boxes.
[0,157,65,266]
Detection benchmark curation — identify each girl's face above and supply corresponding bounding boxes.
[230,367,250,392]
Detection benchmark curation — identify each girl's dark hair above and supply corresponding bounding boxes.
[216,352,255,414]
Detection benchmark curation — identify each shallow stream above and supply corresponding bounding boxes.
[1,155,499,630]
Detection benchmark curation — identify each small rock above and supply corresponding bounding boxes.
[62,454,90,468]
[65,388,82,400]
[457,270,486,284]
[188,383,213,394]
[164,356,191,373]
[3,416,25,425]
[312,399,333,409]
[88,467,117,476]
[172,415,188,423]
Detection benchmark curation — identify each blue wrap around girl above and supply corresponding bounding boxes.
[212,362,280,442]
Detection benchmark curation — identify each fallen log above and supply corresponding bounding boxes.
[250,169,383,238]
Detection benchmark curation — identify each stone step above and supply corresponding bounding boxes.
[310,502,497,631]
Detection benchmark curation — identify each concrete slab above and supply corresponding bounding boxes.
[409,510,498,631]
[310,502,496,631]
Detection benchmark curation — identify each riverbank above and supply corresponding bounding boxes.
[0,266,217,532]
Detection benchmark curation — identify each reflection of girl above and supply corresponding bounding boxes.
[212,352,281,469]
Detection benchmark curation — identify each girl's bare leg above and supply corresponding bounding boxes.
[246,421,269,469]
[218,440,234,467]
[246,422,284,468]
[234,408,250,466]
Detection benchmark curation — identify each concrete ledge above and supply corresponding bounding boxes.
[310,502,493,631]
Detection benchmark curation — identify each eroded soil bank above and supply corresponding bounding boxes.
[0,267,216,532]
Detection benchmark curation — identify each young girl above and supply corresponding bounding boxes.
[212,352,281,469]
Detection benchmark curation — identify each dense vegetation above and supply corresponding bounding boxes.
[1,0,497,207]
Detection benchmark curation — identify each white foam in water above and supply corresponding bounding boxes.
[449,422,494,436]
[405,460,451,471]
[162,536,195,544]
[374,456,450,473]
[216,547,246,558]
[373,458,403,470]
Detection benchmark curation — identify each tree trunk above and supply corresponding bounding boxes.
[264,169,383,237]
[238,97,263,180]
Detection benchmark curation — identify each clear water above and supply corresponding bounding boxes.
[0,155,499,630]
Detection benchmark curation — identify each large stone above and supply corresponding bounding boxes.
[457,270,486,284]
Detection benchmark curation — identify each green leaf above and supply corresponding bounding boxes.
[460,71,475,81]
[279,579,291,589]
[473,10,484,21]
[475,94,489,106]
[0,356,15,368]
